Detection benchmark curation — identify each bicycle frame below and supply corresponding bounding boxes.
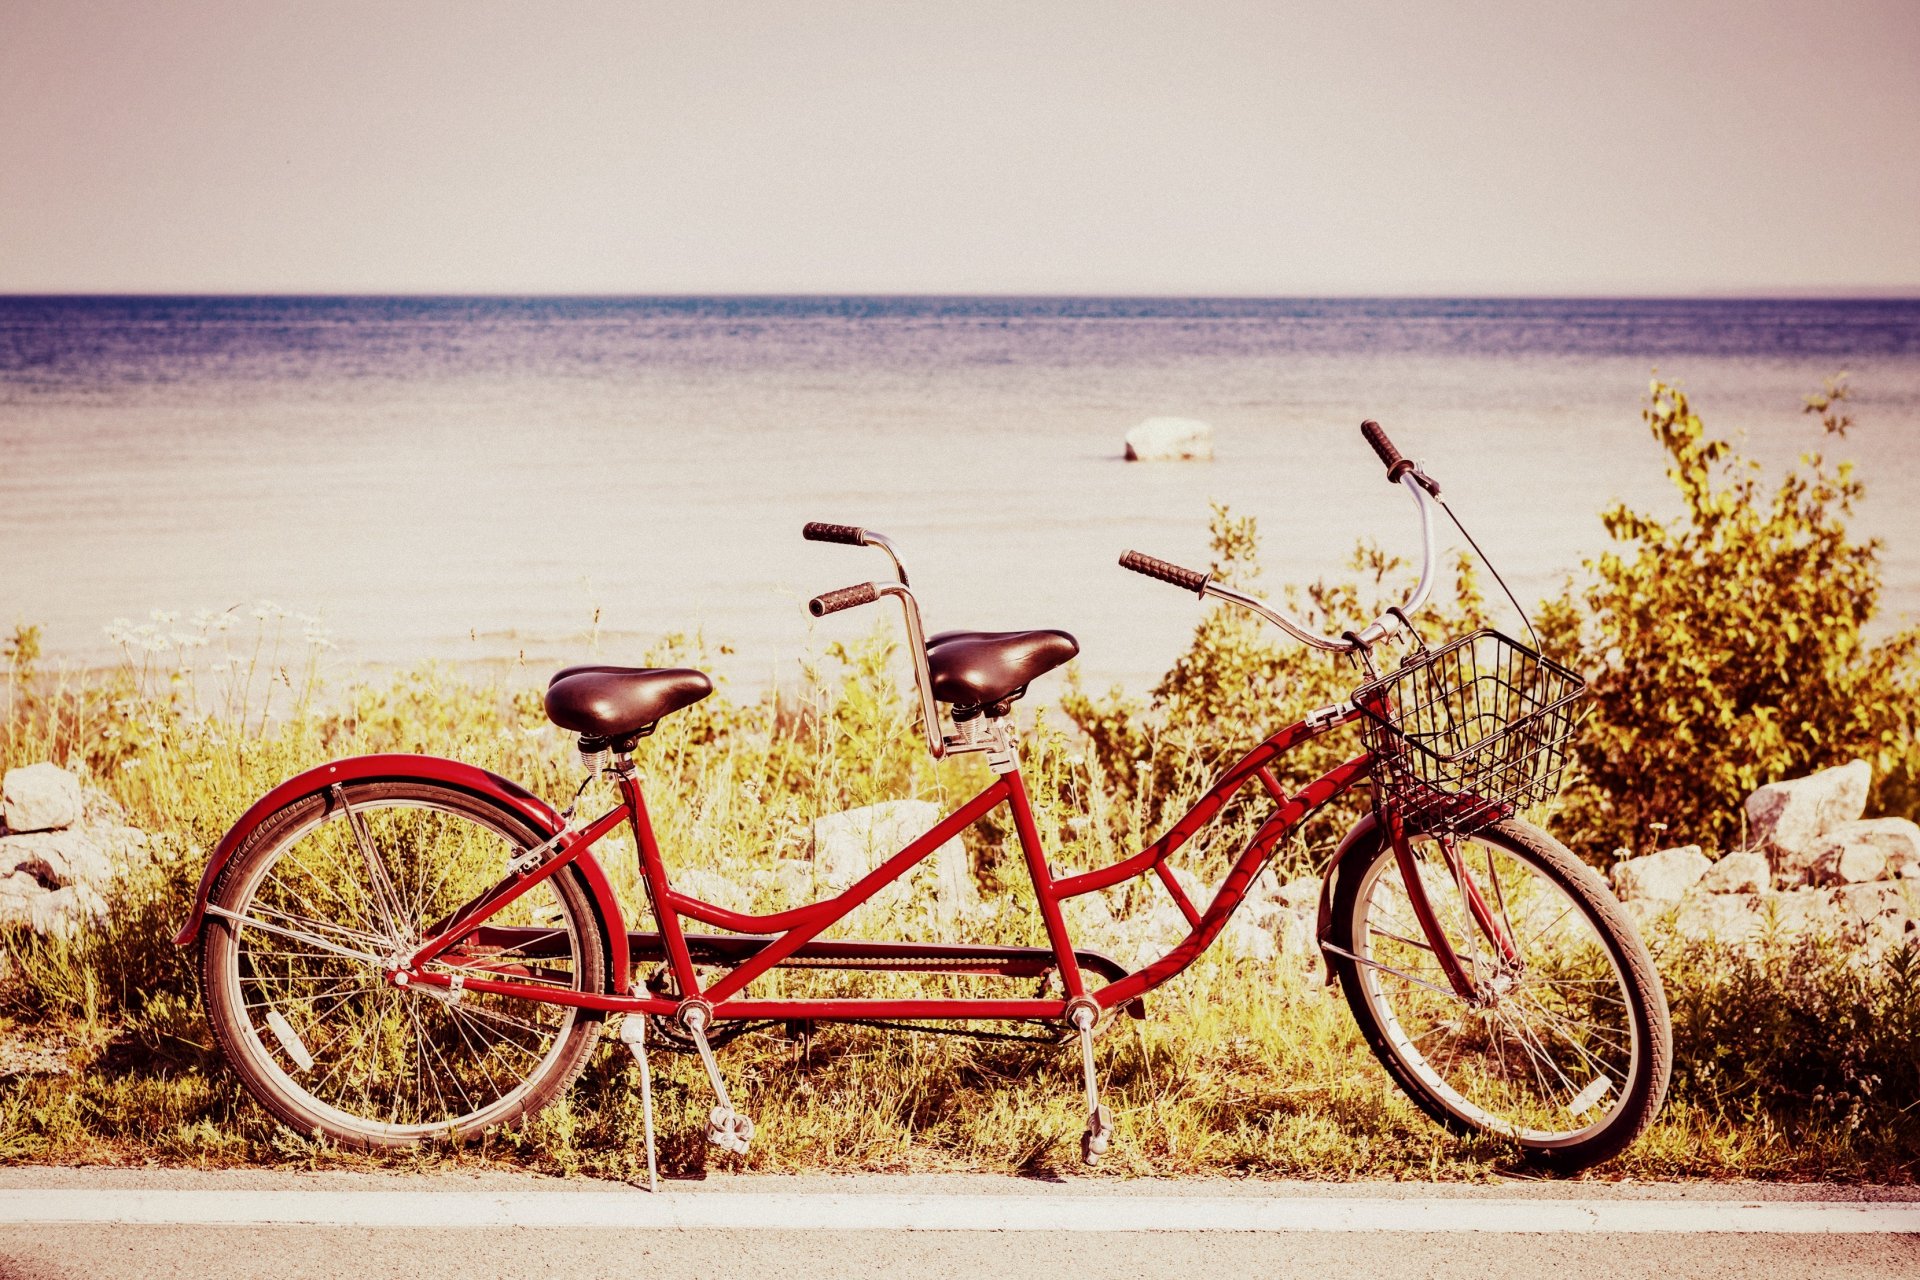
[176,715,1517,1031]
[358,707,1395,1023]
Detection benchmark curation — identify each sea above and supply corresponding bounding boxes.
[2,296,1918,698]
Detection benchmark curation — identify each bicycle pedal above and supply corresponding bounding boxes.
[706,1105,755,1155]
[1080,1103,1113,1167]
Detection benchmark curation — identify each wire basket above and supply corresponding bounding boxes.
[1351,629,1585,836]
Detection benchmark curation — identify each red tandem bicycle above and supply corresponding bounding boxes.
[175,421,1672,1177]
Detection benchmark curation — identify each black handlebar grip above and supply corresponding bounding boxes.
[1119,550,1210,595]
[809,582,880,617]
[803,522,866,546]
[1360,419,1415,483]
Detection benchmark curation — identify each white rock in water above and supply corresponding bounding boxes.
[1123,417,1214,462]
[1611,844,1711,903]
[1744,760,1870,873]
[1806,817,1920,885]
[1696,851,1770,895]
[812,799,977,923]
[2,763,83,834]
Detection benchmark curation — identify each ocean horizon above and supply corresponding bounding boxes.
[4,294,1918,697]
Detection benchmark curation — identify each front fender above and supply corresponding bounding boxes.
[172,754,565,948]
[1315,809,1384,981]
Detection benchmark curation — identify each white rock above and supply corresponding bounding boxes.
[812,800,976,923]
[753,859,816,902]
[0,830,111,890]
[1611,845,1711,903]
[1672,892,1763,946]
[1805,817,1920,885]
[1744,760,1870,872]
[1123,416,1214,462]
[673,867,753,914]
[1274,874,1322,910]
[0,869,107,935]
[1221,915,1277,962]
[1696,851,1770,895]
[2,763,83,834]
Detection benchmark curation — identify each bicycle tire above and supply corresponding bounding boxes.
[1326,816,1670,1171]
[200,779,608,1148]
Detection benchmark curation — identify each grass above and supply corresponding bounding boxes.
[1,615,1916,1182]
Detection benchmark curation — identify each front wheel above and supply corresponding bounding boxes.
[1326,817,1670,1171]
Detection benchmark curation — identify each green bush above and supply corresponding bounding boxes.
[1539,378,1920,855]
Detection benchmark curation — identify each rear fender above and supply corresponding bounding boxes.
[172,754,630,993]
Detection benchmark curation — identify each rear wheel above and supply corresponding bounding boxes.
[1327,817,1670,1171]
[200,780,607,1148]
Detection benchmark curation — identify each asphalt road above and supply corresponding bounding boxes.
[1,1169,1915,1280]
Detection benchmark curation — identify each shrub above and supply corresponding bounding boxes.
[1539,378,1920,854]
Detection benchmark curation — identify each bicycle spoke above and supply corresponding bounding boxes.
[1353,828,1641,1143]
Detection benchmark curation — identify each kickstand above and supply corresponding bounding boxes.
[1068,999,1113,1166]
[619,1016,660,1194]
[683,1007,754,1155]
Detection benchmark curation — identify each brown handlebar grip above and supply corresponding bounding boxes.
[1119,550,1209,595]
[809,582,880,617]
[803,522,866,545]
[1360,419,1415,483]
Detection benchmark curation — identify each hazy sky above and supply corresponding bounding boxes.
[3,1,1916,294]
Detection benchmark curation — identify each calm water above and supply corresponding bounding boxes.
[3,296,1918,695]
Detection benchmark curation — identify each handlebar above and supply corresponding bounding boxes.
[803,522,867,546]
[802,524,941,756]
[1362,419,1441,495]
[1118,550,1208,595]
[1120,421,1440,651]
[809,582,879,616]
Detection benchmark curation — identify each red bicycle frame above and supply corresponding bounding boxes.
[176,716,1517,1031]
[361,708,1418,1022]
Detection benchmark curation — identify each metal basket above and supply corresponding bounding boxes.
[1351,629,1585,836]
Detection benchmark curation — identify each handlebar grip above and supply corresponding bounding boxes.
[1119,550,1209,595]
[803,522,866,546]
[1360,419,1415,483]
[809,582,880,617]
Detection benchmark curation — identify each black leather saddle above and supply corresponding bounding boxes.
[925,629,1078,714]
[544,664,713,743]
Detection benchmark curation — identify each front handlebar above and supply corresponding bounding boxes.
[1119,422,1440,651]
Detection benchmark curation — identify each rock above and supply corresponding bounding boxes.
[2,764,83,834]
[753,859,816,902]
[1221,915,1277,962]
[1696,851,1770,895]
[1611,845,1711,903]
[673,868,753,914]
[1834,881,1918,960]
[1123,416,1214,462]
[1672,892,1763,946]
[0,880,105,935]
[0,830,112,890]
[812,800,976,924]
[1274,874,1322,910]
[1805,818,1920,885]
[1757,886,1838,937]
[1744,760,1870,873]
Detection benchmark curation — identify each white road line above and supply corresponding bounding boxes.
[0,1190,1916,1234]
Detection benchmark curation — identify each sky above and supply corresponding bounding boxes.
[2,0,1916,295]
